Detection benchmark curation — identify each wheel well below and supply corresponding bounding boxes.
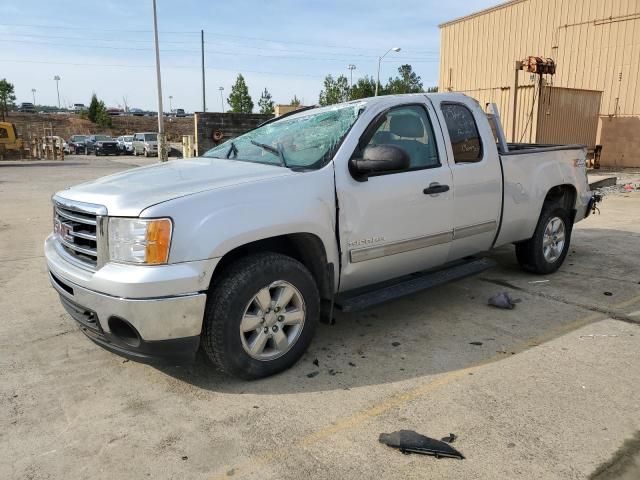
[210,233,334,300]
[544,184,576,211]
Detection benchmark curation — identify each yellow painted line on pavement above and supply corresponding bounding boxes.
[210,311,605,479]
[612,293,640,310]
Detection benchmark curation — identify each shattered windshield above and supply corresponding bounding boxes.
[203,102,365,170]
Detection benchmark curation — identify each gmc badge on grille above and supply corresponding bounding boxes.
[57,221,74,242]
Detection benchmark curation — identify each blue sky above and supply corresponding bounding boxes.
[0,0,498,112]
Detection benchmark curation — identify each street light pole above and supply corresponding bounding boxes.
[347,64,356,89]
[169,95,173,112]
[151,0,167,161]
[375,47,401,96]
[31,88,36,105]
[219,87,224,113]
[53,75,61,107]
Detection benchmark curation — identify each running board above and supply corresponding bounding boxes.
[334,257,496,313]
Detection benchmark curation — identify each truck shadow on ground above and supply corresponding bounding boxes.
[157,227,640,395]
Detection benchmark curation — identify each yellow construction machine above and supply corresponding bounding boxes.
[0,121,27,160]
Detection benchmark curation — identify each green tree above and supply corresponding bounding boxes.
[349,75,377,100]
[0,78,16,121]
[258,88,274,115]
[385,64,423,94]
[227,74,254,113]
[425,86,438,93]
[318,74,350,106]
[87,93,112,127]
[290,95,301,107]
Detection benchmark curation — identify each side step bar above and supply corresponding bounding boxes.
[334,257,496,313]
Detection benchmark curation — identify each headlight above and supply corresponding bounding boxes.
[108,218,172,264]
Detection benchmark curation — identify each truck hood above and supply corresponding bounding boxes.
[56,157,294,216]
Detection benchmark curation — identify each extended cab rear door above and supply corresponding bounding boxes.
[428,95,503,261]
[335,98,454,292]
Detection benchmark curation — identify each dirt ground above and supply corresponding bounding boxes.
[1,157,639,479]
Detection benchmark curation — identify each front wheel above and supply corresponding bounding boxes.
[202,252,320,379]
[516,204,572,274]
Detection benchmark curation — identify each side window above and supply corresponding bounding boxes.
[365,105,440,170]
[441,103,482,163]
[0,127,8,139]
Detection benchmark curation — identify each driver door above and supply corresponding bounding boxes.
[336,101,454,292]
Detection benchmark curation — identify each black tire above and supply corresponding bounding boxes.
[516,203,572,274]
[202,252,320,379]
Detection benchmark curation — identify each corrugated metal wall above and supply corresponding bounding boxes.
[536,87,602,147]
[439,0,640,137]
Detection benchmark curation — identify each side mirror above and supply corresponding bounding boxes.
[349,144,410,181]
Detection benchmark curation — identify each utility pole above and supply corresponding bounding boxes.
[169,95,173,112]
[31,88,36,105]
[347,64,356,89]
[219,86,224,113]
[53,75,61,108]
[152,0,167,161]
[201,29,206,112]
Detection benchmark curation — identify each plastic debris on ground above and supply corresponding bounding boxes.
[379,430,465,459]
[488,292,519,309]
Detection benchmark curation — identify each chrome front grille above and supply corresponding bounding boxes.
[53,196,107,270]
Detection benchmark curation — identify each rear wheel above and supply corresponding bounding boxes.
[516,204,572,274]
[202,252,320,379]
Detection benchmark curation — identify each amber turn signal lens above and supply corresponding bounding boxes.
[145,219,172,264]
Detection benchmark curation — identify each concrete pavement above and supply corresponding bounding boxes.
[1,157,638,479]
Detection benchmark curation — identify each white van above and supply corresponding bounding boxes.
[132,132,158,157]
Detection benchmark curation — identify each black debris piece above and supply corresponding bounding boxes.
[441,433,457,444]
[312,358,319,367]
[306,371,319,378]
[181,456,188,461]
[379,430,464,459]
[604,291,613,296]
[348,362,356,367]
[391,341,401,347]
[469,341,483,346]
[488,292,517,309]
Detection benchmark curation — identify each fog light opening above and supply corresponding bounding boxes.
[108,317,141,348]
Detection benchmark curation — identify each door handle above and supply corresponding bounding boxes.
[423,183,450,195]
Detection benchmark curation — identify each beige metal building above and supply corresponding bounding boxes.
[439,0,640,167]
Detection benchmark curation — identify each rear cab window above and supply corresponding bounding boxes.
[441,103,483,163]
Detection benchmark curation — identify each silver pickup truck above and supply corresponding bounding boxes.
[45,93,598,379]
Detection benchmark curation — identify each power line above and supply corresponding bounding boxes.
[0,22,440,54]
[0,58,327,78]
[0,38,438,63]
[0,32,439,56]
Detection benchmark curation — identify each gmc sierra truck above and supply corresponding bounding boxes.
[45,93,598,379]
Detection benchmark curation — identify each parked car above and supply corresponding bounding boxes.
[116,135,134,154]
[132,132,158,157]
[172,108,186,117]
[84,135,119,156]
[107,108,123,116]
[72,104,86,113]
[129,108,145,116]
[67,135,88,154]
[45,93,599,379]
[17,102,36,113]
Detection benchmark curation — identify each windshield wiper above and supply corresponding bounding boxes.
[251,140,288,168]
[226,141,238,159]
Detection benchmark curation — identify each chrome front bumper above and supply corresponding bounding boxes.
[45,234,216,344]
